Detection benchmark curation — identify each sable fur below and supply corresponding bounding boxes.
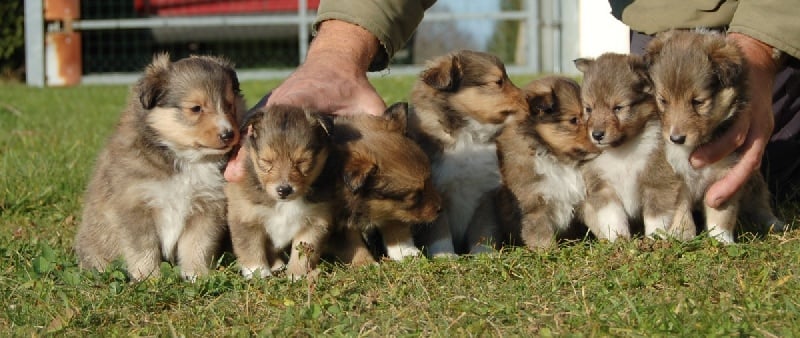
[225,104,335,279]
[332,103,442,261]
[75,53,244,281]
[495,76,600,249]
[575,53,693,241]
[645,29,784,242]
[407,50,528,256]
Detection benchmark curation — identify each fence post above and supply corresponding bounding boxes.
[298,0,309,64]
[24,0,45,87]
[525,0,540,74]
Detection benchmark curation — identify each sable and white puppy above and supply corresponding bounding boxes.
[225,104,334,279]
[408,50,528,256]
[645,30,785,243]
[333,103,442,261]
[575,53,693,241]
[75,54,244,281]
[495,76,600,249]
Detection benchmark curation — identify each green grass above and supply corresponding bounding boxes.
[1,76,799,336]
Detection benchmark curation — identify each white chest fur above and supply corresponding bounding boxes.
[433,119,503,236]
[255,198,323,249]
[138,160,225,261]
[588,121,662,216]
[533,152,586,229]
[665,143,737,202]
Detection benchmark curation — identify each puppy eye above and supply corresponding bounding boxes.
[407,191,423,206]
[190,105,203,114]
[584,107,592,114]
[495,78,504,86]
[691,98,704,106]
[295,159,310,173]
[612,105,624,113]
[657,97,668,105]
[258,159,273,170]
[569,117,579,125]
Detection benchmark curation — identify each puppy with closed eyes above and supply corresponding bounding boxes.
[575,53,694,242]
[332,102,442,262]
[645,29,785,243]
[225,104,334,279]
[495,76,600,249]
[75,54,244,281]
[408,50,528,256]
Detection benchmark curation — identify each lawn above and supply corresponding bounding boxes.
[1,75,798,336]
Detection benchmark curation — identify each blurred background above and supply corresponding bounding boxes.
[6,0,630,86]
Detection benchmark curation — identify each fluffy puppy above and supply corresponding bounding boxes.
[645,30,785,243]
[408,50,528,256]
[332,103,442,261]
[75,54,244,281]
[495,76,600,249]
[225,104,334,279]
[575,53,693,241]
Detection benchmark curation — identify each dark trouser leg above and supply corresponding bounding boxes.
[765,57,800,200]
[630,31,800,201]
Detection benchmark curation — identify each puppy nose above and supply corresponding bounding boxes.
[669,134,686,144]
[276,185,294,198]
[591,130,605,141]
[219,129,235,143]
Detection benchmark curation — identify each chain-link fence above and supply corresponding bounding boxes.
[25,0,594,86]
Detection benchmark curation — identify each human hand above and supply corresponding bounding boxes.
[690,32,779,208]
[265,19,386,117]
[225,20,386,182]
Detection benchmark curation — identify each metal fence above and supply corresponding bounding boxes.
[25,0,578,86]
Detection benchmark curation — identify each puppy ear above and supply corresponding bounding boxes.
[242,108,266,139]
[573,58,594,74]
[643,30,673,61]
[628,54,654,95]
[383,102,409,134]
[308,111,333,137]
[210,56,242,95]
[343,153,377,194]
[529,91,557,116]
[138,53,171,109]
[421,54,462,91]
[709,39,745,88]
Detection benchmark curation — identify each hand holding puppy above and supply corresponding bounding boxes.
[225,20,387,183]
[691,32,779,208]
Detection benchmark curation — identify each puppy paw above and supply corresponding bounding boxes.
[707,226,735,244]
[424,238,456,258]
[241,265,272,279]
[385,244,422,261]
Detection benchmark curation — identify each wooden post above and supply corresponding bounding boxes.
[44,0,81,86]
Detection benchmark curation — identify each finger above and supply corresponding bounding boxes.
[704,137,763,208]
[224,147,246,183]
[690,112,749,168]
[331,94,387,117]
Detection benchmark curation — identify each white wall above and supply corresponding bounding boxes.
[578,1,629,58]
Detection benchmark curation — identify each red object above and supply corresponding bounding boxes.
[134,0,320,16]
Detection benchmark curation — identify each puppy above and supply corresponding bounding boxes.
[225,104,334,279]
[408,50,528,256]
[75,54,244,281]
[332,103,442,261]
[645,30,785,243]
[574,53,693,241]
[495,76,600,249]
